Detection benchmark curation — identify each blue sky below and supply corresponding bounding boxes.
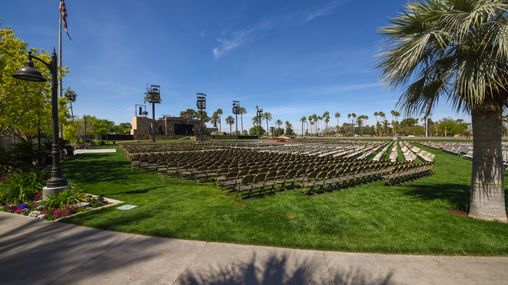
[2,0,468,131]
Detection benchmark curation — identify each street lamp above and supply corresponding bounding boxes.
[232,100,240,136]
[13,50,68,198]
[256,106,263,137]
[144,84,161,142]
[196,92,207,139]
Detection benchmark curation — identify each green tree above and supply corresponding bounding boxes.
[238,107,247,134]
[379,0,508,221]
[262,112,272,135]
[0,29,69,142]
[215,108,223,132]
[180,109,197,121]
[225,115,234,134]
[300,116,307,136]
[64,87,77,120]
[334,112,340,133]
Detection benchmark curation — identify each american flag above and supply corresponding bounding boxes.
[60,0,71,40]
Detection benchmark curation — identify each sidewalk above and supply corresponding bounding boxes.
[0,212,506,285]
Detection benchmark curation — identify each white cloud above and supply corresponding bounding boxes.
[212,1,350,59]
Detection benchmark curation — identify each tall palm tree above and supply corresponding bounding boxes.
[215,108,223,132]
[348,113,357,136]
[317,116,323,135]
[64,87,77,120]
[300,116,307,136]
[374,112,379,136]
[357,115,369,136]
[334,112,340,133]
[225,115,234,134]
[390,110,400,136]
[275,119,283,129]
[210,112,219,129]
[307,115,313,134]
[323,112,330,136]
[379,0,508,221]
[262,112,272,136]
[238,107,247,134]
[379,111,386,136]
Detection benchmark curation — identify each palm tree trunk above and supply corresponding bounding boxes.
[229,124,232,134]
[266,119,269,136]
[240,115,244,134]
[469,102,506,222]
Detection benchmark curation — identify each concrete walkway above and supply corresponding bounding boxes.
[74,149,117,155]
[0,212,506,285]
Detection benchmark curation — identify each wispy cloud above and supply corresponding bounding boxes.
[304,0,350,23]
[213,19,274,58]
[212,1,350,59]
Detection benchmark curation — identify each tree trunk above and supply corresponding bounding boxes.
[469,102,506,222]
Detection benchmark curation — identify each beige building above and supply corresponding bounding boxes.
[130,115,211,139]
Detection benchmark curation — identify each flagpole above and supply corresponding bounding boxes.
[58,0,64,140]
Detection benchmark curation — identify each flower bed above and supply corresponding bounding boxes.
[1,191,120,221]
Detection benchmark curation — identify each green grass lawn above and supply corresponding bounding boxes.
[63,145,508,255]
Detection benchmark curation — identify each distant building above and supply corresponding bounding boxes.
[130,115,215,139]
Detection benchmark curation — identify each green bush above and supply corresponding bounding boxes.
[42,187,84,209]
[0,171,47,204]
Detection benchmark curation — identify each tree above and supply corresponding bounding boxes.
[216,108,223,132]
[285,121,294,136]
[379,0,508,221]
[238,107,247,134]
[379,111,386,135]
[307,115,314,134]
[347,113,357,136]
[356,115,368,135]
[390,110,400,136]
[210,111,219,129]
[64,87,77,120]
[300,116,307,136]
[334,112,340,133]
[262,112,272,136]
[180,109,197,120]
[0,29,69,143]
[196,110,210,124]
[225,115,234,134]
[322,111,330,135]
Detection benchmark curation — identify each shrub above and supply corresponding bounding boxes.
[42,187,84,210]
[0,171,46,204]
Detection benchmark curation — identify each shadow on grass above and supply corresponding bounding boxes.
[178,253,396,285]
[64,154,132,184]
[402,183,471,210]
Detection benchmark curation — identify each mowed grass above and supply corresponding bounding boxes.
[63,145,508,255]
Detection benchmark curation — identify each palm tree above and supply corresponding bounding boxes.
[262,112,272,136]
[307,115,313,134]
[238,107,247,134]
[323,111,330,136]
[357,115,369,136]
[275,119,283,129]
[300,116,307,136]
[210,112,219,129]
[180,108,197,121]
[374,112,379,136]
[379,0,508,221]
[225,115,234,134]
[317,116,323,135]
[379,111,386,136]
[334,112,340,133]
[348,113,357,136]
[216,108,223,132]
[390,110,400,136]
[64,87,77,120]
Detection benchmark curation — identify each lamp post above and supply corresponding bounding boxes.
[13,50,68,198]
[144,84,161,142]
[232,101,240,136]
[196,92,207,140]
[256,106,263,137]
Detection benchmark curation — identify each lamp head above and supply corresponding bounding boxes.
[12,51,46,82]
